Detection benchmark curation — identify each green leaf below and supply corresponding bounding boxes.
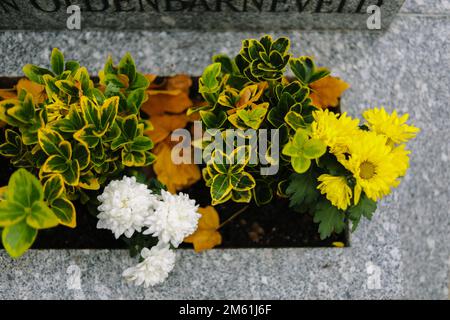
[200,110,227,129]
[267,92,293,127]
[200,63,221,92]
[65,60,80,74]
[291,156,311,173]
[100,96,119,129]
[128,73,150,91]
[348,194,377,232]
[286,171,319,208]
[51,197,76,228]
[58,141,72,159]
[212,54,236,74]
[50,48,64,75]
[61,160,80,186]
[26,201,59,229]
[313,200,346,240]
[42,155,68,173]
[210,174,232,203]
[285,111,306,130]
[74,125,100,147]
[43,174,65,203]
[231,189,252,203]
[38,128,65,156]
[7,93,35,124]
[0,201,26,227]
[118,53,136,83]
[72,143,90,170]
[236,104,268,130]
[23,64,53,85]
[303,138,326,159]
[272,37,290,54]
[7,169,43,208]
[230,172,256,191]
[121,115,138,140]
[127,88,146,113]
[80,96,101,129]
[130,136,153,151]
[2,220,37,258]
[55,105,85,133]
[55,80,79,97]
[74,67,91,93]
[289,57,330,85]
[122,150,146,167]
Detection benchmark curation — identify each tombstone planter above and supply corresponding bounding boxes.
[0,35,419,294]
[2,0,444,301]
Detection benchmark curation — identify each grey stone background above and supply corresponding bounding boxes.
[0,0,404,30]
[0,0,449,299]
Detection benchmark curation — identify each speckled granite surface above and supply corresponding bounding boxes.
[0,0,449,299]
[401,0,450,13]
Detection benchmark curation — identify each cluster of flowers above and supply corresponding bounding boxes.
[312,107,419,210]
[96,176,200,287]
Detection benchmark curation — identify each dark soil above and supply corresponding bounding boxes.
[179,181,346,248]
[0,77,347,249]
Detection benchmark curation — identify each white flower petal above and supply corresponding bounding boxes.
[143,190,200,247]
[96,176,159,238]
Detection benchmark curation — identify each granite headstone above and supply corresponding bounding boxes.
[0,0,405,30]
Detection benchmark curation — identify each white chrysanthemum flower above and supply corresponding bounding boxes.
[122,244,176,288]
[97,176,158,239]
[143,190,200,247]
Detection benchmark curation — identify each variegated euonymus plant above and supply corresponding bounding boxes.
[190,35,329,207]
[0,49,155,257]
[192,35,419,241]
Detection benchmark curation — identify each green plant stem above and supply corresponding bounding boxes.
[218,205,249,229]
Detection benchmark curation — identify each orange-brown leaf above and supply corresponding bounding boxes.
[152,140,201,193]
[0,89,17,100]
[145,114,189,144]
[15,79,46,103]
[166,74,192,95]
[142,90,193,116]
[309,76,349,109]
[145,74,158,85]
[184,206,222,252]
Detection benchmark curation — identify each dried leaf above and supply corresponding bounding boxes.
[309,76,349,109]
[16,79,46,103]
[152,140,201,193]
[184,206,222,252]
[0,89,17,100]
[166,74,192,94]
[145,114,189,144]
[142,90,193,116]
[145,74,158,85]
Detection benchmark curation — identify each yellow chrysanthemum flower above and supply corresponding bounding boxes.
[340,131,404,204]
[311,109,360,156]
[363,107,420,146]
[317,174,352,210]
[390,144,411,177]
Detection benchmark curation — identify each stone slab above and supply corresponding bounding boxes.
[401,0,450,14]
[0,0,405,30]
[0,6,449,299]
